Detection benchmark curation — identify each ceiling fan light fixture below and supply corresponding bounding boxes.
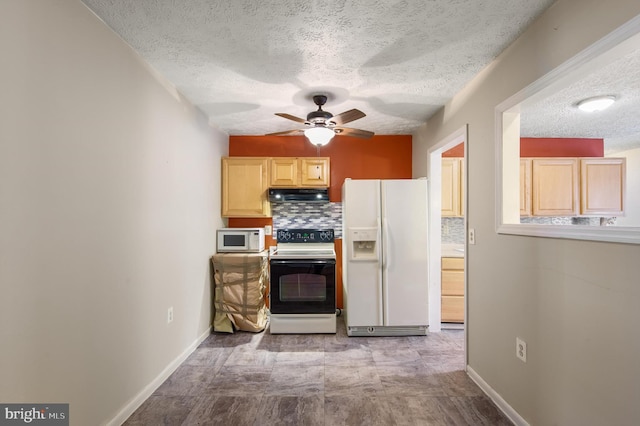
[577,95,616,112]
[304,126,335,146]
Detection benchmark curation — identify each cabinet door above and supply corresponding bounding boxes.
[532,158,579,216]
[460,158,465,216]
[300,158,330,187]
[580,158,625,216]
[441,257,464,323]
[222,157,270,217]
[442,158,461,217]
[442,270,464,296]
[441,158,460,217]
[270,158,298,187]
[442,297,464,323]
[520,159,532,216]
[441,258,464,296]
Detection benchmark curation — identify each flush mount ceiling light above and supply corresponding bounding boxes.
[304,126,335,146]
[576,95,616,112]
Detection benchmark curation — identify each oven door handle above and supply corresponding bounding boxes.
[270,259,336,265]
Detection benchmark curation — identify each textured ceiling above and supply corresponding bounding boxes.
[80,0,556,137]
[520,42,640,155]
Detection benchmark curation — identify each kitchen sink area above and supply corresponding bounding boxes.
[442,243,464,257]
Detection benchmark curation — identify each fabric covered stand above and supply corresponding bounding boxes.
[211,252,268,333]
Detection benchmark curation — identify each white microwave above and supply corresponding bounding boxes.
[217,228,265,253]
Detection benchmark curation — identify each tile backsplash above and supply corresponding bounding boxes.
[442,217,465,244]
[520,216,615,225]
[271,203,615,243]
[272,202,343,238]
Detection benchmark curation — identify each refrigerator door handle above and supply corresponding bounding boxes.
[382,216,390,325]
[378,216,385,325]
[378,216,384,267]
[382,217,389,270]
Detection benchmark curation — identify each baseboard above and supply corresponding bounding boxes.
[106,326,212,426]
[466,365,529,426]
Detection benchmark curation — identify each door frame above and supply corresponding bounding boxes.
[427,125,468,336]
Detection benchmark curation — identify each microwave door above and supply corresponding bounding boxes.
[224,233,247,249]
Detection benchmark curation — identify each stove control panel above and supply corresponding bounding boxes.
[276,229,334,243]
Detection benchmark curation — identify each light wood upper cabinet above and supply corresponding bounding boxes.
[442,158,462,217]
[222,157,270,217]
[520,159,532,216]
[522,157,626,217]
[580,158,625,216]
[270,157,330,187]
[270,158,298,187]
[300,157,330,186]
[461,159,465,215]
[532,158,579,216]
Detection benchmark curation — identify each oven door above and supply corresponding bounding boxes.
[269,259,336,314]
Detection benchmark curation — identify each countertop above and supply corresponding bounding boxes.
[442,244,465,258]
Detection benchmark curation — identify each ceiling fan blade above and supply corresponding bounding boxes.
[275,113,307,124]
[330,109,366,126]
[265,129,304,136]
[335,127,375,139]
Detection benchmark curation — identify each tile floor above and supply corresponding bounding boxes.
[124,316,512,425]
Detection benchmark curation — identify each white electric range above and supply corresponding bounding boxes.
[269,229,337,334]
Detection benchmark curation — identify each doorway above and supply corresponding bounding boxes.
[427,125,468,334]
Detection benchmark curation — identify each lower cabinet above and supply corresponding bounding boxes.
[441,257,464,323]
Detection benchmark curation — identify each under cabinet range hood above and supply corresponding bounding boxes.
[268,188,329,203]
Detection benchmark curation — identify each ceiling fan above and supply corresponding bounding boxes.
[266,95,374,146]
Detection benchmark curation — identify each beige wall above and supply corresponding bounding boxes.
[413,0,640,424]
[0,1,227,424]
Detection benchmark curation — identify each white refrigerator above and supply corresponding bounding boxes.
[342,179,429,336]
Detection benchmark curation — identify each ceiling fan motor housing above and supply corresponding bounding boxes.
[307,110,333,125]
[307,95,333,125]
[268,94,373,139]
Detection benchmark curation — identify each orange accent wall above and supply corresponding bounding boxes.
[520,137,604,157]
[229,134,412,201]
[443,142,464,157]
[228,134,412,310]
[442,137,602,159]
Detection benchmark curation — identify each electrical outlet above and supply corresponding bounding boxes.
[265,225,272,236]
[469,228,476,245]
[516,337,527,362]
[167,307,174,324]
